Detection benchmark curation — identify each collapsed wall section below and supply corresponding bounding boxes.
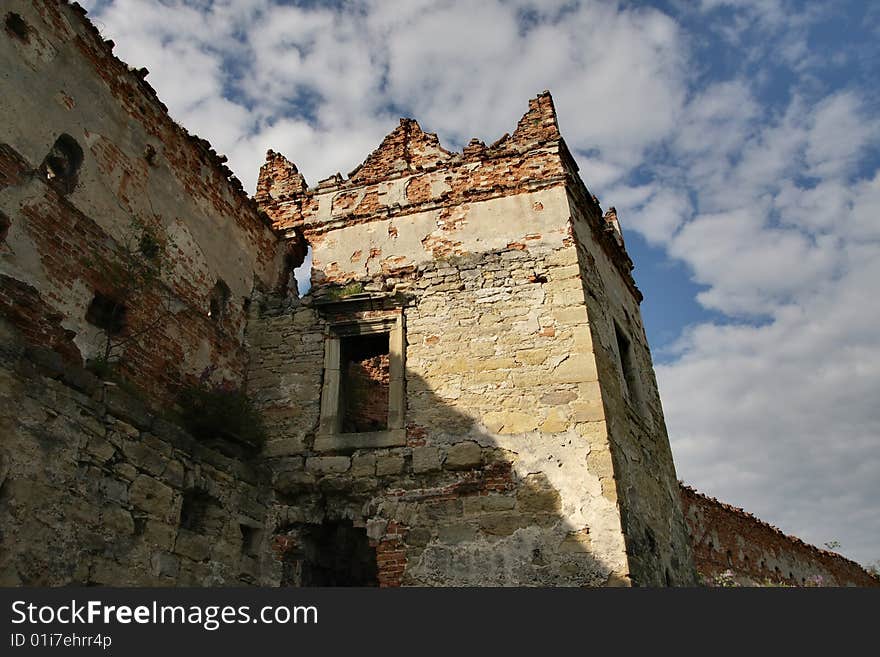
[0,0,285,587]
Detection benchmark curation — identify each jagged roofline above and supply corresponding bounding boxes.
[52,1,267,223]
[260,91,561,191]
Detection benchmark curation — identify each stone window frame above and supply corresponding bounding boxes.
[315,311,405,452]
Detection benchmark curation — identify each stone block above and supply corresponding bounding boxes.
[350,453,376,477]
[174,530,211,561]
[551,264,581,280]
[541,390,577,405]
[438,524,477,544]
[305,456,351,475]
[587,448,614,480]
[422,499,463,521]
[412,446,440,473]
[483,411,538,434]
[406,527,432,547]
[571,399,604,422]
[550,354,598,384]
[151,551,180,577]
[540,406,569,433]
[473,370,508,384]
[552,306,589,325]
[515,348,550,365]
[480,495,516,512]
[480,357,516,370]
[376,454,405,476]
[105,390,153,431]
[443,441,482,470]
[62,366,99,395]
[122,440,167,477]
[139,520,176,550]
[162,460,185,488]
[262,437,307,457]
[97,476,129,504]
[478,513,529,536]
[102,505,135,536]
[86,436,116,462]
[517,474,562,513]
[274,471,316,494]
[366,519,388,541]
[129,475,174,517]
[25,347,66,378]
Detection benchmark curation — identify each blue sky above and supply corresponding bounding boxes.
[82,0,880,567]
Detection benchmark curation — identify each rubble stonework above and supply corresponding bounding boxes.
[0,322,277,585]
[2,0,876,588]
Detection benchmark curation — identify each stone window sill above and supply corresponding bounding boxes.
[313,428,406,453]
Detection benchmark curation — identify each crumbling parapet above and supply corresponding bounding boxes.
[0,0,287,402]
[681,485,880,587]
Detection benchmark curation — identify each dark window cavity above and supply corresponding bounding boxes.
[240,524,263,558]
[279,521,378,587]
[85,293,126,335]
[208,279,231,322]
[41,134,84,195]
[614,320,643,412]
[0,211,9,243]
[4,13,29,41]
[340,332,390,433]
[179,490,223,534]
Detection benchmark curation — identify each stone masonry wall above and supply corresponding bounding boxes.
[567,181,695,586]
[1,0,284,403]
[252,93,697,586]
[249,246,632,586]
[0,317,277,586]
[681,485,879,587]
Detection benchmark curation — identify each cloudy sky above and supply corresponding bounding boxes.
[79,0,879,567]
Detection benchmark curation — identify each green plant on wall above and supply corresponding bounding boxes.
[326,281,364,300]
[178,367,267,447]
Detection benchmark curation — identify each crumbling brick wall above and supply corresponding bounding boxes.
[0,0,288,587]
[342,353,390,433]
[0,0,287,403]
[681,485,879,587]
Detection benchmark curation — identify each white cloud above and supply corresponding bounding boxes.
[87,0,688,191]
[806,92,878,179]
[609,184,691,246]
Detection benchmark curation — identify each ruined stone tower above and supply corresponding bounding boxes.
[252,92,697,586]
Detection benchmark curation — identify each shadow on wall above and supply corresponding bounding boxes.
[268,363,626,586]
[257,261,678,587]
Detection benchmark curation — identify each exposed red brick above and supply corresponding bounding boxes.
[681,484,879,587]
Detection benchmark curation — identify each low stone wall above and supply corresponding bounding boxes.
[0,318,277,586]
[681,485,879,587]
